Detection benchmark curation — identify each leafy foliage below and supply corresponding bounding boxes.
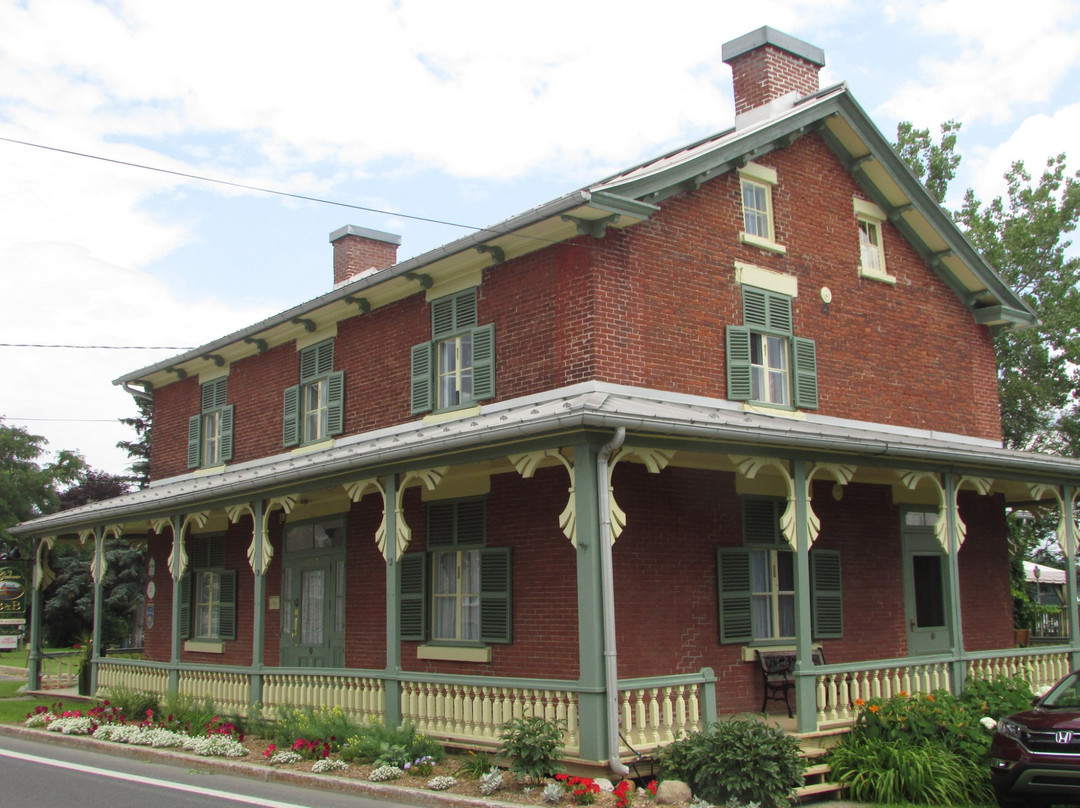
[116,396,152,489]
[894,120,962,204]
[658,718,803,808]
[336,720,444,765]
[497,715,565,782]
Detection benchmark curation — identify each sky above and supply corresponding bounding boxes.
[2,0,1079,480]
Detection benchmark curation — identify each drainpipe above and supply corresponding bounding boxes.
[597,427,629,777]
[121,380,153,403]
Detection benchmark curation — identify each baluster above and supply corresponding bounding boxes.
[824,674,837,722]
[838,674,851,721]
[662,687,674,742]
[648,689,660,745]
[566,694,579,752]
[688,683,700,731]
[674,685,687,736]
[815,674,827,725]
[633,690,646,747]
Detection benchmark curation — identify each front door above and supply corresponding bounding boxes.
[902,510,951,656]
[280,520,346,668]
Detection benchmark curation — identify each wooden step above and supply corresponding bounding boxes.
[802,763,831,778]
[794,781,844,799]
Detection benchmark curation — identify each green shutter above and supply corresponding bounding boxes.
[179,573,192,640]
[299,344,318,382]
[203,377,227,411]
[399,553,427,641]
[283,384,301,446]
[479,547,512,644]
[426,502,456,548]
[811,550,843,638]
[219,404,234,462]
[189,536,208,570]
[411,342,434,414]
[743,499,781,546]
[456,499,486,545]
[314,340,334,377]
[326,370,345,435]
[471,324,495,402]
[187,414,202,469]
[742,286,792,334]
[792,337,819,410]
[717,548,753,643]
[453,289,478,331]
[432,289,478,339]
[431,296,456,339]
[726,326,752,401]
[218,570,237,640]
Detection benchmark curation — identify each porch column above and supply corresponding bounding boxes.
[573,439,608,763]
[90,527,104,694]
[168,515,183,698]
[943,473,966,692]
[384,473,403,727]
[27,536,45,691]
[792,459,816,733]
[1064,487,1080,669]
[249,500,267,709]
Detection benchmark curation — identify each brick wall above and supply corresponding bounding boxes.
[727,45,821,115]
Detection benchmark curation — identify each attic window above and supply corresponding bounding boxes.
[853,198,895,284]
[738,163,786,255]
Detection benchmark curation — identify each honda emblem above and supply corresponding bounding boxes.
[1057,731,1074,744]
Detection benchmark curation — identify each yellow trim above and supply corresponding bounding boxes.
[734,263,798,298]
[738,161,778,186]
[296,325,338,351]
[421,470,491,501]
[417,644,492,663]
[426,271,482,303]
[423,405,481,424]
[853,197,885,220]
[192,464,226,478]
[183,640,225,654]
[739,232,787,254]
[740,402,806,420]
[198,367,230,384]
[291,438,335,456]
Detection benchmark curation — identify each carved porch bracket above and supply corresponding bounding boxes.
[91,525,123,584]
[389,468,448,562]
[805,463,857,548]
[732,456,797,549]
[1030,484,1071,556]
[229,497,295,576]
[345,478,389,559]
[608,447,674,542]
[158,511,209,581]
[33,536,57,591]
[510,450,578,546]
[899,471,949,551]
[953,476,993,548]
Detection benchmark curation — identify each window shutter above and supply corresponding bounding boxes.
[742,287,769,329]
[811,550,843,638]
[426,502,456,548]
[479,547,512,644]
[326,370,345,435]
[726,326,752,401]
[717,548,753,643]
[743,499,781,546]
[399,553,427,641]
[431,296,456,339]
[432,289,478,338]
[742,286,792,334]
[456,499,486,545]
[178,573,192,640]
[314,341,334,377]
[218,570,237,640]
[283,384,301,446]
[453,289,478,331]
[766,291,792,334]
[299,344,319,382]
[471,324,495,402]
[219,404,234,462]
[206,535,226,568]
[190,536,209,570]
[792,337,819,410]
[410,342,434,414]
[203,377,227,411]
[187,415,202,469]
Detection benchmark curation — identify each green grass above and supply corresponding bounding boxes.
[0,647,71,669]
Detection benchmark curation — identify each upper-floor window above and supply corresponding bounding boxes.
[717,498,842,644]
[854,198,895,283]
[399,497,511,645]
[283,339,344,446]
[726,285,818,410]
[179,534,237,642]
[411,288,495,415]
[738,163,785,255]
[187,377,233,469]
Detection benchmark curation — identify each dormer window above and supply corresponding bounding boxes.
[738,163,785,255]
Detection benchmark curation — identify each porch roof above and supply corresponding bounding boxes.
[14,382,1080,538]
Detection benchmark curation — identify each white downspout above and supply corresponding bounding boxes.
[598,427,629,776]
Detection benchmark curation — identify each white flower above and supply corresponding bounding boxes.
[427,776,457,791]
[182,735,248,757]
[268,750,303,765]
[980,717,998,730]
[311,759,348,774]
[369,765,404,781]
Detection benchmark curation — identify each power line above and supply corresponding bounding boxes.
[4,417,120,423]
[0,342,193,350]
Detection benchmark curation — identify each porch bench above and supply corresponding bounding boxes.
[755,647,826,718]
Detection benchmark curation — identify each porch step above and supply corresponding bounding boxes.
[794,742,844,803]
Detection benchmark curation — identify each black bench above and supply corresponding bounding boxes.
[755,647,826,718]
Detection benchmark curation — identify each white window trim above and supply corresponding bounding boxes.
[417,644,492,663]
[734,263,798,298]
[853,197,896,283]
[738,163,786,255]
[183,640,225,654]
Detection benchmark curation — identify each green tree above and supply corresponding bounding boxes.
[0,419,84,557]
[894,119,962,205]
[117,396,152,489]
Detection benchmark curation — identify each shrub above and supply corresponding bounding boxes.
[960,675,1034,720]
[659,718,803,808]
[498,716,565,782]
[479,766,505,795]
[338,721,445,765]
[100,686,160,721]
[270,706,360,753]
[456,749,494,779]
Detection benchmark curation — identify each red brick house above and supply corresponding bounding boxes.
[14,27,1080,770]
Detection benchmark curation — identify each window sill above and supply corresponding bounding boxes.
[417,644,492,663]
[859,267,897,284]
[423,405,481,425]
[740,402,806,421]
[193,464,227,477]
[184,640,225,654]
[740,232,787,255]
[291,438,335,456]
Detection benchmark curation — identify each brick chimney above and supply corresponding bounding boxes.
[330,225,401,287]
[722,27,825,128]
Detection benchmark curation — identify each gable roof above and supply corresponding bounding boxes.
[115,82,1035,392]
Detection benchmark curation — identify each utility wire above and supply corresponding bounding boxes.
[4,417,120,423]
[0,342,193,350]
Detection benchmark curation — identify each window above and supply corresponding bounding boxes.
[726,286,818,409]
[738,163,785,254]
[179,535,236,641]
[854,198,894,282]
[399,498,511,644]
[411,288,495,414]
[717,499,842,644]
[187,377,233,468]
[283,340,344,446]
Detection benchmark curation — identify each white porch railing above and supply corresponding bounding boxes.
[178,668,250,715]
[98,661,168,695]
[261,673,385,721]
[618,682,703,753]
[967,648,1071,693]
[815,659,953,725]
[402,681,580,753]
[39,651,80,689]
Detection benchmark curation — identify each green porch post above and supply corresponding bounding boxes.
[1063,487,1080,670]
[573,440,608,763]
[943,473,966,694]
[384,473,403,727]
[90,527,104,694]
[27,537,44,691]
[169,515,183,699]
[249,500,266,710]
[792,459,817,733]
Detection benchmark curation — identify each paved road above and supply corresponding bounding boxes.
[0,730,427,808]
